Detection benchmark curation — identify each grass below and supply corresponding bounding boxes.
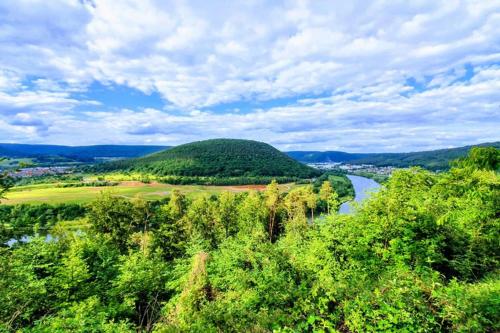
[1,181,297,205]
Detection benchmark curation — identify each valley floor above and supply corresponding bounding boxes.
[1,181,296,205]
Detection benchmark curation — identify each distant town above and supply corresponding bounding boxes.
[6,166,72,178]
[307,162,397,175]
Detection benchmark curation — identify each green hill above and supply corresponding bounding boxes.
[98,139,320,178]
[353,142,500,170]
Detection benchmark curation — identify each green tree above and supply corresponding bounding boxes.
[237,191,267,238]
[264,180,281,241]
[214,191,238,238]
[0,159,13,199]
[319,180,340,214]
[165,189,187,220]
[454,146,499,170]
[305,185,317,223]
[88,193,139,252]
[113,251,170,332]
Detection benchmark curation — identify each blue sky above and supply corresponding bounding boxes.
[0,0,499,152]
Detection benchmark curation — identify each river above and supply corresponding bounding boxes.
[339,175,381,214]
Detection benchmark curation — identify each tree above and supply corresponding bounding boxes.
[165,189,187,220]
[113,251,169,332]
[184,196,222,248]
[319,181,333,214]
[237,191,267,238]
[284,188,307,220]
[214,191,238,238]
[264,180,281,241]
[0,159,13,199]
[454,146,499,171]
[305,186,317,224]
[319,179,340,214]
[88,193,138,251]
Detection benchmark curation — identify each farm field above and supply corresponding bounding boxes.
[1,181,296,205]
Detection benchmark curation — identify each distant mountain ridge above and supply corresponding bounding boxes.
[287,141,500,170]
[96,138,320,178]
[286,151,370,163]
[0,143,169,160]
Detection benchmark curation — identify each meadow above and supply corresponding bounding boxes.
[1,181,295,205]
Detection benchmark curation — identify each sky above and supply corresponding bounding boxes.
[0,0,499,152]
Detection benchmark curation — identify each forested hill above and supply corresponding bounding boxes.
[96,139,320,178]
[286,151,370,163]
[0,143,168,160]
[288,141,500,170]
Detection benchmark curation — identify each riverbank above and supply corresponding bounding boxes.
[339,175,381,213]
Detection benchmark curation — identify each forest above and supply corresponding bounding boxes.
[0,147,499,332]
[94,139,320,178]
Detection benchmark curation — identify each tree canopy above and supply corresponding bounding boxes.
[0,148,498,332]
[95,139,320,178]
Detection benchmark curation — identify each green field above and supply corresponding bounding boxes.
[1,181,295,205]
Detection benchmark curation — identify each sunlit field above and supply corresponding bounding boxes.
[1,181,296,205]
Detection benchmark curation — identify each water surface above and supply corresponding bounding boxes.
[339,175,380,214]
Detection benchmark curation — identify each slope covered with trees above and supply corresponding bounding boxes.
[288,141,500,170]
[97,139,320,178]
[287,150,370,163]
[1,147,498,332]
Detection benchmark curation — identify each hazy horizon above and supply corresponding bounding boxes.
[1,1,499,151]
[1,138,498,154]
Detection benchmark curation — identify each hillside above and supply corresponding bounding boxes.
[354,142,500,169]
[286,151,370,163]
[287,141,500,170]
[97,139,320,178]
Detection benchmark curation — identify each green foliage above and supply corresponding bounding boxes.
[352,170,390,183]
[0,203,86,243]
[156,175,300,186]
[55,180,118,188]
[96,139,320,178]
[87,193,141,251]
[433,277,500,332]
[0,159,14,198]
[313,171,354,199]
[112,252,170,331]
[453,146,499,171]
[0,148,498,332]
[28,296,134,332]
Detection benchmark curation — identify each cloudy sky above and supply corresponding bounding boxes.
[0,0,499,152]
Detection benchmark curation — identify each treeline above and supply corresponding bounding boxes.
[14,174,84,186]
[55,181,119,188]
[0,203,87,243]
[351,170,390,183]
[156,175,306,186]
[312,170,355,198]
[0,147,498,332]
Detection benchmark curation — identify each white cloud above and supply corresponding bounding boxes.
[0,0,499,150]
